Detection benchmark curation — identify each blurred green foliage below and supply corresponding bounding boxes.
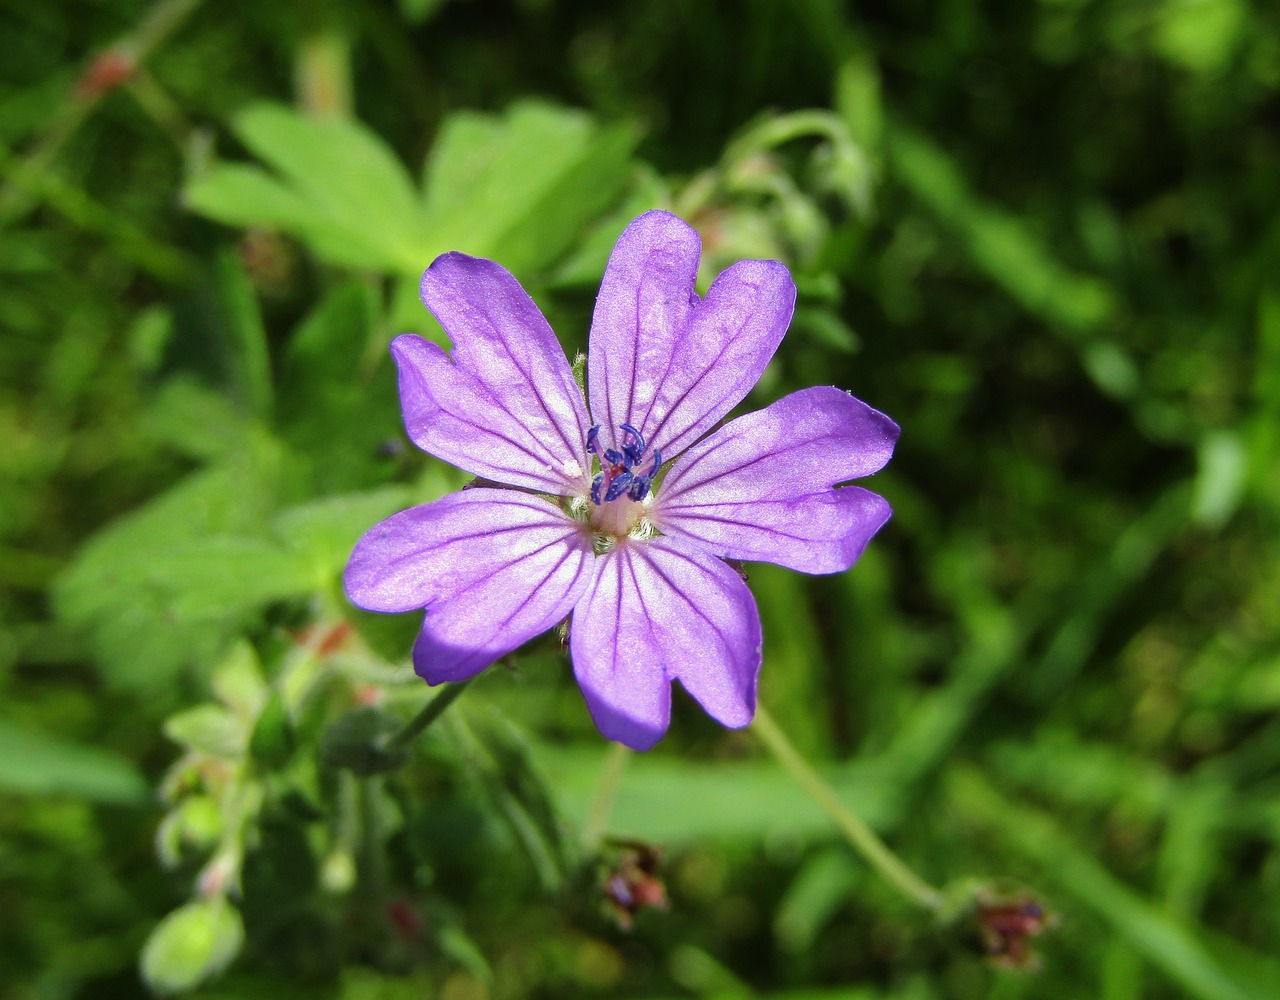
[2,0,1279,998]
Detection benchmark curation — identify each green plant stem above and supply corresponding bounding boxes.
[752,705,943,912]
[581,741,632,851]
[384,678,473,755]
[0,0,206,225]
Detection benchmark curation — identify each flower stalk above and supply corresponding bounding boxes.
[582,741,632,851]
[752,705,943,913]
[384,677,474,756]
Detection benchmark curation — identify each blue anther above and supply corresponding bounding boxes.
[603,470,634,502]
[619,423,646,466]
[588,422,661,507]
[620,423,645,451]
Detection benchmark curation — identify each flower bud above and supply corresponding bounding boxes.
[320,850,358,895]
[140,897,244,995]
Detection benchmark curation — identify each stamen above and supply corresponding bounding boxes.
[619,423,646,465]
[619,423,645,452]
[603,470,634,502]
[587,422,662,509]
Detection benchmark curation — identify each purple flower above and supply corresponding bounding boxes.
[344,211,899,750]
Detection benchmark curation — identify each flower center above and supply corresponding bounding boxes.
[583,422,662,541]
[587,423,662,505]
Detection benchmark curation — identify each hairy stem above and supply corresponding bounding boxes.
[753,705,943,912]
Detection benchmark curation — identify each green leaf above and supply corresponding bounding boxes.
[157,796,224,867]
[279,282,379,404]
[53,453,286,691]
[1153,0,1245,74]
[185,106,428,272]
[337,968,436,1000]
[277,282,402,491]
[59,533,313,636]
[774,848,861,954]
[437,924,493,984]
[249,691,296,771]
[0,721,150,804]
[755,564,834,758]
[139,537,313,619]
[143,377,254,461]
[346,604,423,666]
[398,0,449,23]
[422,101,640,272]
[186,102,637,281]
[274,487,413,587]
[184,163,316,234]
[791,306,860,354]
[547,167,673,287]
[1083,340,1141,399]
[835,52,884,155]
[535,743,895,846]
[1192,430,1247,530]
[164,704,244,758]
[211,641,268,719]
[140,898,245,996]
[186,159,409,270]
[234,103,428,271]
[214,249,273,420]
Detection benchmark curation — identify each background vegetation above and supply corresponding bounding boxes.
[3,1,1279,998]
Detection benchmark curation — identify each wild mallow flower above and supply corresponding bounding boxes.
[344,211,898,750]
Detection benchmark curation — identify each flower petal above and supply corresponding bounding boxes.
[344,489,593,682]
[395,252,591,494]
[569,537,762,749]
[656,386,899,574]
[587,210,795,459]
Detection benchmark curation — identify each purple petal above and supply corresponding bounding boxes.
[344,489,594,682]
[395,253,591,494]
[587,210,796,460]
[569,537,763,750]
[656,387,899,574]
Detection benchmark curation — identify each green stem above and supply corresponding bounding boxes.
[384,678,473,755]
[752,705,943,912]
[0,0,206,225]
[581,741,632,851]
